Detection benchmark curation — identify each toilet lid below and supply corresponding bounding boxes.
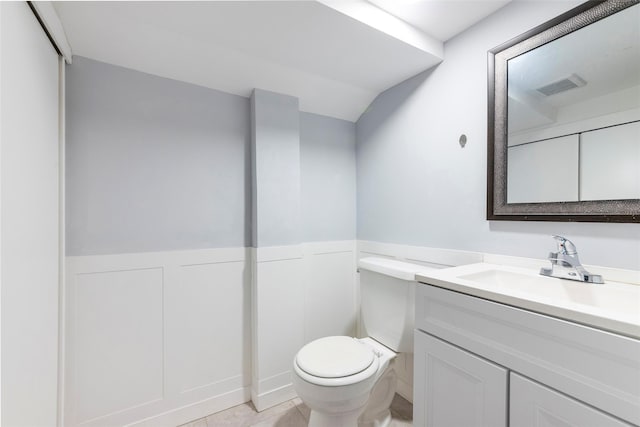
[295,336,375,378]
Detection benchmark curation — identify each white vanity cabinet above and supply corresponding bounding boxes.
[413,283,640,427]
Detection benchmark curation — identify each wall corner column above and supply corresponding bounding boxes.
[250,89,304,411]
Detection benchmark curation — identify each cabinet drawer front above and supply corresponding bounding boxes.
[414,332,507,427]
[510,374,632,427]
[416,283,640,425]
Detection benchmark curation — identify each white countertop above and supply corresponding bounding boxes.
[416,262,640,339]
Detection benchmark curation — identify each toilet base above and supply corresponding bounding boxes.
[304,360,398,427]
[308,406,365,427]
[360,410,392,427]
[307,405,393,427]
[358,357,397,427]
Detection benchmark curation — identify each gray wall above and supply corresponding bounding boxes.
[66,57,250,255]
[66,58,356,254]
[300,112,356,242]
[356,1,640,270]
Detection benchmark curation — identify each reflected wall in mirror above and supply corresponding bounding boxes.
[488,0,640,222]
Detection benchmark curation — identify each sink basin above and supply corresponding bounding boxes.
[458,269,640,315]
[459,269,548,290]
[416,263,640,338]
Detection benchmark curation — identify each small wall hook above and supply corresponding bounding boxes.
[459,134,467,148]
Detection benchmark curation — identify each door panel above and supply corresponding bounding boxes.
[1,2,60,426]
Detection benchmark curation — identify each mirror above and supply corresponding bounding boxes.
[487,0,640,222]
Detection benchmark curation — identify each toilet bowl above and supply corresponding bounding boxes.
[293,336,396,427]
[292,257,435,427]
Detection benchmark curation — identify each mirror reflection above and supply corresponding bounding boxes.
[506,3,640,204]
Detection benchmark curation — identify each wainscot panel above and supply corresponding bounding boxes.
[64,248,251,427]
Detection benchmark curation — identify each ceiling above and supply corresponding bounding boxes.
[368,0,511,41]
[54,1,512,121]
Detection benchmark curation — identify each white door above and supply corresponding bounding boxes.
[1,2,61,426]
[510,373,632,427]
[414,331,508,427]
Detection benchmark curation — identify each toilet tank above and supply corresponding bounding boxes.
[358,257,435,353]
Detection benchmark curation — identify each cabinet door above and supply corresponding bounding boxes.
[414,331,508,427]
[510,374,632,427]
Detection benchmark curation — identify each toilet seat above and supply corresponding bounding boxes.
[297,336,374,378]
[294,336,380,387]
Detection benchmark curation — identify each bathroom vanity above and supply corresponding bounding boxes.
[412,263,640,427]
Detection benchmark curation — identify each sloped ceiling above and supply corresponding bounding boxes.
[368,0,512,41]
[54,1,510,121]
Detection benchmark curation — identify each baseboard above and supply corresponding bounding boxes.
[126,387,251,427]
[396,378,413,404]
[251,383,297,412]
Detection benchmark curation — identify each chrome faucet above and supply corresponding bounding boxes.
[539,235,604,284]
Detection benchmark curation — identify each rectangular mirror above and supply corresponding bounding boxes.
[488,0,640,222]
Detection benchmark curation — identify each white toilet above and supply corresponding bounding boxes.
[292,257,434,427]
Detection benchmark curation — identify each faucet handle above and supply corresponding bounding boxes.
[551,235,577,255]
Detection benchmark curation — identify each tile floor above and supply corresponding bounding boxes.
[179,394,412,427]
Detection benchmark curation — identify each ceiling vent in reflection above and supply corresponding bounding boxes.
[536,74,587,96]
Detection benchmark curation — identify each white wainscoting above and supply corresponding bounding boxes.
[303,241,358,342]
[251,244,304,411]
[251,240,357,411]
[356,240,484,402]
[64,248,251,427]
[64,240,550,424]
[357,240,484,269]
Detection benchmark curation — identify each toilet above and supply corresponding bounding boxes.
[292,257,435,427]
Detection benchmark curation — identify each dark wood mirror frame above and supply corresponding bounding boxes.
[487,0,640,223]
